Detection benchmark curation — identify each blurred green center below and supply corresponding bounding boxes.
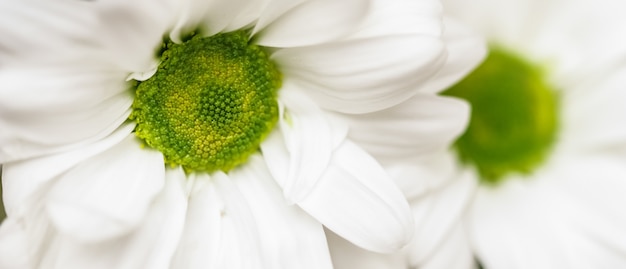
[443,48,559,185]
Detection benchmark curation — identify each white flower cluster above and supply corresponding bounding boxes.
[0,0,625,269]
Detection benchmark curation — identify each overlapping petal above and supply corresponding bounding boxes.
[169,173,227,269]
[261,83,346,204]
[417,222,475,269]
[0,218,32,269]
[38,172,187,269]
[416,17,488,94]
[298,140,414,253]
[347,0,442,39]
[469,157,626,269]
[560,65,626,155]
[231,155,333,269]
[407,171,476,267]
[272,35,446,114]
[0,0,178,71]
[1,124,134,217]
[340,94,469,163]
[0,69,132,162]
[327,230,407,269]
[46,135,165,242]
[255,0,369,48]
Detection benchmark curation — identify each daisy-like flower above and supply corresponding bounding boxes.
[329,0,626,268]
[0,0,484,268]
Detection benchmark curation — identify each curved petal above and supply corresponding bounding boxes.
[407,170,477,266]
[298,140,414,253]
[560,65,626,155]
[46,134,165,243]
[470,157,626,269]
[340,94,469,163]
[261,84,346,204]
[251,0,308,36]
[255,0,369,48]
[222,0,271,33]
[171,171,264,269]
[0,0,178,72]
[0,202,54,269]
[417,17,488,94]
[273,35,447,114]
[0,218,33,269]
[175,0,269,39]
[211,171,265,269]
[384,151,462,200]
[230,155,333,269]
[347,0,442,39]
[42,171,187,269]
[169,173,225,269]
[2,124,134,218]
[0,68,132,163]
[327,230,407,269]
[169,0,211,42]
[416,222,476,269]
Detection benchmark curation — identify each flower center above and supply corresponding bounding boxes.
[131,31,281,173]
[443,48,559,185]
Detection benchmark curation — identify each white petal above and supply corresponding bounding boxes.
[171,0,268,39]
[0,0,178,72]
[0,218,33,269]
[133,169,188,269]
[384,151,462,200]
[561,65,626,155]
[1,124,134,218]
[170,173,225,269]
[407,170,477,265]
[255,0,368,48]
[194,0,246,36]
[172,172,264,269]
[261,84,346,203]
[347,0,442,39]
[327,229,406,269]
[42,171,187,269]
[298,140,414,253]
[0,203,56,269]
[273,35,446,114]
[46,134,165,243]
[251,0,308,36]
[0,68,132,162]
[470,156,626,269]
[229,155,333,269]
[169,0,211,42]
[417,17,488,94]
[212,171,265,269]
[339,94,469,163]
[223,0,271,33]
[416,222,476,269]
[89,0,181,71]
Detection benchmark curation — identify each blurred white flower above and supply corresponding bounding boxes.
[0,0,484,268]
[328,0,626,268]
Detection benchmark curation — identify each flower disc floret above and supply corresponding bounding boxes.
[444,48,559,184]
[131,31,282,173]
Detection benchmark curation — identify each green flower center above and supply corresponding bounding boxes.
[443,48,559,185]
[130,31,281,173]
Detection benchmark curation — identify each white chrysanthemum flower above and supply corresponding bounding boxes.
[0,0,484,268]
[329,0,626,268]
